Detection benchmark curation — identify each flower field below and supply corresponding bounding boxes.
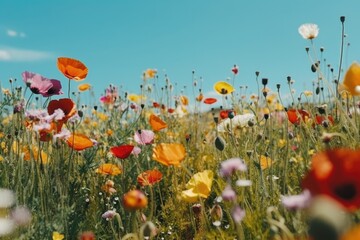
[2,17,360,240]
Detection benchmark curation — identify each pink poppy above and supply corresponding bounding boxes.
[134,130,154,145]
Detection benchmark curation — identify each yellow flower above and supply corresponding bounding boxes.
[128,94,145,103]
[303,90,313,97]
[143,69,157,79]
[181,170,214,203]
[96,163,122,176]
[1,142,6,150]
[213,81,235,95]
[107,129,113,136]
[96,112,109,121]
[259,155,272,170]
[0,155,3,161]
[52,231,64,240]
[78,83,92,92]
[340,62,360,96]
[2,88,11,96]
[275,103,284,111]
[278,139,286,148]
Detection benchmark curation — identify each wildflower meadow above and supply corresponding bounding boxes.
[2,16,360,240]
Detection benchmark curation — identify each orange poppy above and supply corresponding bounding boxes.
[340,62,360,96]
[78,83,92,92]
[302,149,360,212]
[180,96,189,106]
[152,143,186,166]
[287,109,310,125]
[96,163,122,176]
[149,114,167,131]
[203,98,217,104]
[47,98,77,131]
[57,57,88,81]
[137,169,163,186]
[196,93,204,102]
[67,133,94,151]
[122,189,148,210]
[110,145,134,159]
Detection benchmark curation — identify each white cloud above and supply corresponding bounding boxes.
[6,29,26,38]
[0,47,53,62]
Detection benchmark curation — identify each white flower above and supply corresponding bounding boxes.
[0,189,15,208]
[298,23,319,39]
[217,113,255,132]
[11,206,32,226]
[0,218,15,236]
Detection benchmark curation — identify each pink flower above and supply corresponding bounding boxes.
[134,130,154,145]
[281,190,312,210]
[231,205,245,223]
[221,185,237,201]
[101,210,116,220]
[22,71,52,95]
[219,158,247,178]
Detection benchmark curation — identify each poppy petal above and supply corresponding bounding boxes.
[110,145,135,159]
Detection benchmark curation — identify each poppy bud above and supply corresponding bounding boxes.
[340,16,345,23]
[262,78,268,86]
[311,62,319,72]
[94,106,98,111]
[305,47,310,52]
[287,76,291,83]
[320,47,324,52]
[210,204,223,226]
[228,111,235,119]
[255,71,260,77]
[213,117,219,124]
[316,87,320,95]
[192,203,202,216]
[78,110,83,118]
[215,136,226,151]
[276,84,281,90]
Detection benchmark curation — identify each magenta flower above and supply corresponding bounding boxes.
[281,190,312,211]
[219,158,247,178]
[134,129,154,145]
[42,79,63,97]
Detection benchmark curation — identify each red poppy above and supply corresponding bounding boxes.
[153,102,160,108]
[137,169,163,186]
[168,108,175,114]
[232,65,239,75]
[203,98,217,104]
[48,98,77,132]
[302,149,360,212]
[287,109,310,125]
[220,109,236,119]
[110,145,134,159]
[57,57,88,80]
[315,115,334,125]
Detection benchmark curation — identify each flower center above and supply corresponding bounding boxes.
[334,183,357,200]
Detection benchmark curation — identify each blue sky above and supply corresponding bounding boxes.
[1,0,360,107]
